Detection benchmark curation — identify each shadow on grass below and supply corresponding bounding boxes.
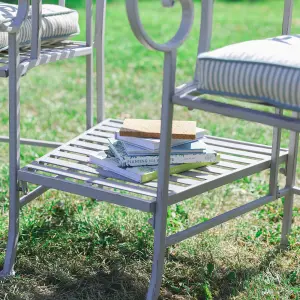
[165,246,282,299]
[0,212,285,300]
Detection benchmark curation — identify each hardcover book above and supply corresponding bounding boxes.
[119,119,197,139]
[90,156,219,183]
[115,127,208,151]
[103,138,218,167]
[123,139,207,156]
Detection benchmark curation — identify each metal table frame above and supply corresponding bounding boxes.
[1,1,299,300]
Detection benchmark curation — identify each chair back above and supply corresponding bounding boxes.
[283,0,293,34]
[30,0,94,59]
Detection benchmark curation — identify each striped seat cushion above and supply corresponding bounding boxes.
[0,3,80,51]
[197,35,300,111]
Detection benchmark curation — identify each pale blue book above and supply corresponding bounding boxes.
[107,138,218,167]
[123,139,207,156]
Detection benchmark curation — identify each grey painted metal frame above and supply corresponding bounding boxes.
[0,0,106,146]
[125,0,299,298]
[1,0,299,300]
[0,0,107,277]
[127,1,194,298]
[1,32,21,277]
[95,0,107,123]
[17,118,288,207]
[281,112,299,247]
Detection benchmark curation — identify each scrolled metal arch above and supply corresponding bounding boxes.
[126,0,194,52]
[0,0,30,33]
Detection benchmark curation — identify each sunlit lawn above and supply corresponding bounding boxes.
[0,1,299,299]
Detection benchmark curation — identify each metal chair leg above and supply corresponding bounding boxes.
[147,50,176,300]
[1,191,20,277]
[95,0,106,123]
[269,109,282,196]
[281,113,299,248]
[281,192,295,248]
[1,33,21,277]
[86,0,93,130]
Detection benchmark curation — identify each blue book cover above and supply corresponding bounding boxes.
[123,139,207,156]
[105,138,218,167]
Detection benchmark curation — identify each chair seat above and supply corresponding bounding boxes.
[197,35,300,111]
[0,3,80,51]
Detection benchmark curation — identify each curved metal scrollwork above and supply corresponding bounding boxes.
[126,0,194,52]
[0,0,30,33]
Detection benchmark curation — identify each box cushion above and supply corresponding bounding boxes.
[197,35,300,111]
[0,3,80,51]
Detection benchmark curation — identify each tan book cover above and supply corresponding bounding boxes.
[119,119,197,139]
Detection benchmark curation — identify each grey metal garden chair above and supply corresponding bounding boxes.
[1,0,299,299]
[0,0,106,275]
[126,0,299,298]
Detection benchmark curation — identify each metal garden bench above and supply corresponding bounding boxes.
[1,0,299,299]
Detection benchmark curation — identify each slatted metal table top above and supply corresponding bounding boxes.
[0,41,92,78]
[18,119,289,213]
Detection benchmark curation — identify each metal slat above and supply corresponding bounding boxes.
[89,130,114,138]
[61,145,99,156]
[51,151,90,163]
[70,140,109,151]
[18,170,155,212]
[220,154,258,165]
[24,163,158,198]
[26,163,92,181]
[169,175,201,185]
[200,166,231,175]
[94,168,183,197]
[208,145,270,160]
[169,158,275,205]
[205,138,273,155]
[96,125,119,133]
[103,119,124,128]
[179,170,216,181]
[107,119,123,124]
[94,168,175,196]
[0,42,93,78]
[145,181,185,193]
[82,134,109,144]
[19,44,93,77]
[206,135,285,151]
[216,161,245,169]
[39,157,99,174]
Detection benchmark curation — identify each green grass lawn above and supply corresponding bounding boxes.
[0,0,300,299]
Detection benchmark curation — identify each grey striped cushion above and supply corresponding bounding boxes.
[197,35,300,111]
[0,3,80,51]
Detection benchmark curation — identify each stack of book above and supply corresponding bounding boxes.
[90,119,220,183]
